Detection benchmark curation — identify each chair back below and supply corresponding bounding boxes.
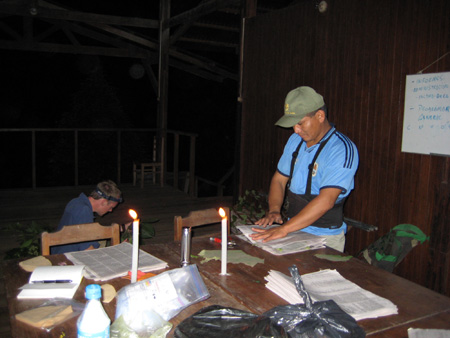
[41,222,120,255]
[133,136,165,187]
[174,207,230,242]
[152,136,158,161]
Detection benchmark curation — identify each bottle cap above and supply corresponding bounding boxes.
[85,284,102,300]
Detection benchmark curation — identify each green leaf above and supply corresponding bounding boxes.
[20,239,33,249]
[140,223,156,239]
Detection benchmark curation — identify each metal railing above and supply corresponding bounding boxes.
[0,128,197,194]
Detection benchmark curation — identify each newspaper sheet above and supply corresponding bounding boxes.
[265,269,398,321]
[65,242,168,281]
[237,225,326,255]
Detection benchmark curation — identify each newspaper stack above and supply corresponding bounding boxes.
[237,225,326,255]
[65,242,168,281]
[265,269,398,321]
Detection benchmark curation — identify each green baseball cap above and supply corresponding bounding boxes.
[275,86,325,128]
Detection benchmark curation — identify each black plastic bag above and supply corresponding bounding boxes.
[264,265,365,338]
[174,305,287,338]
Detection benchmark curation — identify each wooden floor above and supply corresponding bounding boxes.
[0,183,233,337]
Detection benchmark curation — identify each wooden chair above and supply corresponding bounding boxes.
[41,222,120,255]
[133,136,164,188]
[174,207,230,242]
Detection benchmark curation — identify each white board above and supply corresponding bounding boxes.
[401,71,450,156]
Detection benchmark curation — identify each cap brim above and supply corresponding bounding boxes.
[275,115,303,128]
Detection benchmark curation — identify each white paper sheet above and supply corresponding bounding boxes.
[237,225,326,255]
[265,268,398,321]
[65,242,168,281]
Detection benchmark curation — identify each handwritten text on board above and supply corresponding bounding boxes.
[401,72,450,156]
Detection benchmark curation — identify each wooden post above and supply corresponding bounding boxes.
[189,135,196,196]
[117,130,121,184]
[234,0,258,199]
[74,130,78,186]
[173,133,179,189]
[158,0,170,185]
[31,130,36,189]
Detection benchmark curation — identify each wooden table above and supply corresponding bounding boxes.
[4,236,450,337]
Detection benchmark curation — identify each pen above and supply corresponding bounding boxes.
[209,237,236,246]
[32,280,73,283]
[210,237,232,243]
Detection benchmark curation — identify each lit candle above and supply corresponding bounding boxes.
[129,209,140,283]
[219,208,227,275]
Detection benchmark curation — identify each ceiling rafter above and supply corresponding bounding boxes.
[0,0,239,82]
[168,0,241,29]
[0,0,296,82]
[0,1,159,28]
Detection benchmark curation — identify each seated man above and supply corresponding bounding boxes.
[51,180,123,254]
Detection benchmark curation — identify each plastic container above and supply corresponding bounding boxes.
[77,284,110,338]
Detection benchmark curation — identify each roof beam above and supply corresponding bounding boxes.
[170,0,208,45]
[178,36,238,49]
[87,22,237,80]
[0,1,159,28]
[193,21,239,32]
[168,0,240,28]
[0,0,239,81]
[0,40,148,57]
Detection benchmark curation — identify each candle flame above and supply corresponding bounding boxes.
[129,209,138,220]
[218,208,226,218]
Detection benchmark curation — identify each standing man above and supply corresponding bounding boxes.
[51,180,123,254]
[251,86,359,252]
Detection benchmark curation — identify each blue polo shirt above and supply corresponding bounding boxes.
[277,127,359,235]
[51,193,100,254]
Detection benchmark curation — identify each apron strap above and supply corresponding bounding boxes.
[305,129,336,195]
[286,139,303,190]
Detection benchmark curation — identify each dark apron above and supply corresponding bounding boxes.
[286,190,344,228]
[285,130,345,229]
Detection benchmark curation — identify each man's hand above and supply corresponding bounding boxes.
[250,225,288,243]
[255,172,288,227]
[255,211,283,227]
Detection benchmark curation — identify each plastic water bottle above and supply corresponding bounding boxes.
[77,284,110,338]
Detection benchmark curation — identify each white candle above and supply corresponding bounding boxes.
[129,209,140,283]
[219,208,227,275]
[131,218,140,283]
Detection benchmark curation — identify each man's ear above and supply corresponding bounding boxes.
[316,110,326,122]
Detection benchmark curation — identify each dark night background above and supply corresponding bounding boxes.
[0,1,239,194]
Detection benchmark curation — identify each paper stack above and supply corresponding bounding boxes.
[65,242,168,281]
[18,265,85,299]
[265,269,398,321]
[237,225,326,255]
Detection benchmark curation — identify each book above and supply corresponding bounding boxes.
[18,265,85,299]
[65,242,168,281]
[237,225,326,255]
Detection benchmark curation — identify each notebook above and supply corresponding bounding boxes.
[17,265,85,299]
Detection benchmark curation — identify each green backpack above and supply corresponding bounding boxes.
[360,224,429,272]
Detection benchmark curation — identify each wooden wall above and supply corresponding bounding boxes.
[240,0,450,295]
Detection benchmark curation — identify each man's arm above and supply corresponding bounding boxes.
[255,171,289,226]
[251,187,341,242]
